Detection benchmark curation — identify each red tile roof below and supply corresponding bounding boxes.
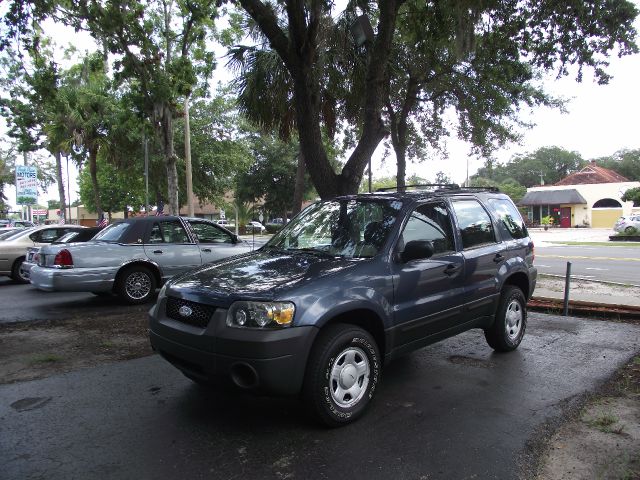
[555,161,629,185]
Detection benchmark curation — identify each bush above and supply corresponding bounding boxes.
[266,224,282,234]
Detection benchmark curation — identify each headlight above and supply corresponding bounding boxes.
[226,301,295,328]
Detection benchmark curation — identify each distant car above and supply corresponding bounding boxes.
[614,215,640,234]
[19,227,103,281]
[0,225,87,283]
[245,220,266,233]
[0,220,35,228]
[216,219,231,226]
[30,216,253,304]
[0,228,28,241]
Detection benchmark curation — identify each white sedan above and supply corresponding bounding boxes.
[245,221,266,233]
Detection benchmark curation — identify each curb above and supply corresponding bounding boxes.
[538,273,640,289]
[529,296,640,320]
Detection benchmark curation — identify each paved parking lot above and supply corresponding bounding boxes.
[1,313,638,480]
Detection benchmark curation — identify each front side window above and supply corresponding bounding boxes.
[148,221,191,244]
[268,199,403,258]
[488,198,528,240]
[188,221,233,244]
[452,200,496,249]
[400,202,455,255]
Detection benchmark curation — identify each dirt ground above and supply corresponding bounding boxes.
[0,284,638,479]
[0,308,151,384]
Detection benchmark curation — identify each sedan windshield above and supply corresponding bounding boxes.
[267,198,403,258]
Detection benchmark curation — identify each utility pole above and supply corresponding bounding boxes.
[184,95,194,217]
[144,132,149,216]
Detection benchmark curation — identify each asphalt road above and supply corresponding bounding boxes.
[1,313,638,480]
[532,244,639,285]
[0,278,147,325]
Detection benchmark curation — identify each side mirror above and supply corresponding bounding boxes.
[401,240,434,263]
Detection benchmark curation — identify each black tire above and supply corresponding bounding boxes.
[625,226,637,234]
[11,257,29,284]
[116,265,156,305]
[485,285,527,352]
[303,323,381,427]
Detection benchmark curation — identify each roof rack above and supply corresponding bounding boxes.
[376,183,460,192]
[375,183,500,193]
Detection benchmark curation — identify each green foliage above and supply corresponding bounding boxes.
[474,147,585,188]
[470,176,526,203]
[594,149,640,181]
[541,215,554,226]
[47,199,60,209]
[622,187,640,207]
[78,152,144,214]
[236,135,312,219]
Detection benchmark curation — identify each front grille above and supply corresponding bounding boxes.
[166,297,215,328]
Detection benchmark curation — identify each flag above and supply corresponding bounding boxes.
[97,213,108,228]
[155,201,164,216]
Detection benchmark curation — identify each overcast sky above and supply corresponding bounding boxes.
[3,3,640,210]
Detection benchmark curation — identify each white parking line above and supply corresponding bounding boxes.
[585,267,609,271]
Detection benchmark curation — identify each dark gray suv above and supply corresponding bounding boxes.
[149,186,537,426]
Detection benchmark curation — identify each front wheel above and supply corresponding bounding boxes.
[625,226,637,234]
[116,265,156,305]
[303,324,381,427]
[485,286,527,352]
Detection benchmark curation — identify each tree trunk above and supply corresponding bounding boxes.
[240,0,405,200]
[156,102,179,215]
[54,151,66,222]
[291,150,306,216]
[88,147,102,217]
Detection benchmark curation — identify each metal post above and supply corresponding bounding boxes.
[368,157,372,193]
[563,261,572,316]
[66,156,71,223]
[144,133,149,216]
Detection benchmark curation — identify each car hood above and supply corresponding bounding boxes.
[168,249,361,303]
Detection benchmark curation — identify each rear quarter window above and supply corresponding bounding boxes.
[488,198,528,240]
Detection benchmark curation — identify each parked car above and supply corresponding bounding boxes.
[149,186,537,426]
[215,219,231,227]
[0,225,87,283]
[614,215,640,233]
[245,220,266,233]
[0,219,35,228]
[30,216,253,304]
[0,228,29,241]
[20,227,104,281]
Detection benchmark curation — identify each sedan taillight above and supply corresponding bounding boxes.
[54,249,73,268]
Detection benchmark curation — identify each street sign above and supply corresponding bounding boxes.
[15,166,38,205]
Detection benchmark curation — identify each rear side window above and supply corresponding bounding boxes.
[400,202,455,254]
[451,200,496,249]
[488,199,528,240]
[148,220,191,244]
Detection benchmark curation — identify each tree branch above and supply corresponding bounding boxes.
[239,0,293,68]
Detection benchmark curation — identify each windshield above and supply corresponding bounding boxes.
[267,198,403,258]
[92,222,131,242]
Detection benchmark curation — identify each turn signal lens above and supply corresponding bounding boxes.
[54,249,73,268]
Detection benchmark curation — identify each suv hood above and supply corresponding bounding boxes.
[169,249,360,302]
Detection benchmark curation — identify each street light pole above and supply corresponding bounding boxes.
[144,132,149,216]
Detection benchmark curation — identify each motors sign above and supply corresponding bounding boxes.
[15,165,38,205]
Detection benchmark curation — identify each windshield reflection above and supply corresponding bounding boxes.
[267,199,402,258]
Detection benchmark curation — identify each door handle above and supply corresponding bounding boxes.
[493,254,504,263]
[153,250,163,254]
[202,248,212,253]
[444,264,461,275]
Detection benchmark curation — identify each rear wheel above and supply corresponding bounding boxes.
[625,226,637,234]
[116,265,156,304]
[303,323,380,427]
[11,257,29,284]
[485,286,527,352]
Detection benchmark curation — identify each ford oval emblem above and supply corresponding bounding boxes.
[178,305,193,317]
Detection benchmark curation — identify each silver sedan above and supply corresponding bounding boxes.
[30,216,253,304]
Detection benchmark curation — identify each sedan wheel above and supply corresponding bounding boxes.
[117,266,156,304]
[11,257,29,284]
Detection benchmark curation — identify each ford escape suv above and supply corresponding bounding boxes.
[149,185,536,426]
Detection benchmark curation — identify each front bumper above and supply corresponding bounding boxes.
[149,297,319,395]
[30,265,116,292]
